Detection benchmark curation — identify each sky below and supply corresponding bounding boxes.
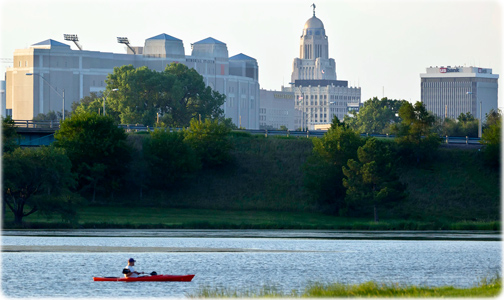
[1,0,502,107]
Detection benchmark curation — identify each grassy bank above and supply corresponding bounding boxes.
[190,277,501,298]
[3,207,500,230]
[3,134,500,229]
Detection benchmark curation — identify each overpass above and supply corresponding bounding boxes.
[12,120,483,147]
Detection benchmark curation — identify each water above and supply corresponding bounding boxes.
[2,230,501,298]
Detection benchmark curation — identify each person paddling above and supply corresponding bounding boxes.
[123,258,144,278]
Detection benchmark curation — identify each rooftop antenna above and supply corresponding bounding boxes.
[117,37,136,54]
[64,34,82,50]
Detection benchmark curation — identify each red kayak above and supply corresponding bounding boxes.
[93,274,195,282]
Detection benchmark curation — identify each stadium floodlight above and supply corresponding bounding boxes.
[117,37,136,54]
[64,34,83,50]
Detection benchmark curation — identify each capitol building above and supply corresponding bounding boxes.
[262,6,361,130]
[6,34,259,128]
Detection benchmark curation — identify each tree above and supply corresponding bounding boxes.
[438,113,478,138]
[143,129,201,190]
[480,110,501,169]
[104,63,225,127]
[54,112,131,200]
[2,116,19,153]
[72,92,104,115]
[3,147,79,225]
[304,117,364,214]
[33,110,60,121]
[484,109,501,129]
[184,118,232,168]
[390,101,440,164]
[342,138,407,221]
[344,97,407,134]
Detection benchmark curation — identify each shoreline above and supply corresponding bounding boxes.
[1,245,334,253]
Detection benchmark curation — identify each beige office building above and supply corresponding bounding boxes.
[6,34,259,128]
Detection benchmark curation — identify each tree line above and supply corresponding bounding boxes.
[305,100,501,220]
[343,96,499,138]
[3,63,233,226]
[3,76,501,226]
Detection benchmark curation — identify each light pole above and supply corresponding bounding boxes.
[466,91,482,138]
[103,88,119,116]
[26,73,65,120]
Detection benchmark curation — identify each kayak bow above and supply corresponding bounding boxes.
[93,274,195,282]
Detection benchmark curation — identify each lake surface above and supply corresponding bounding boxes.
[2,230,501,298]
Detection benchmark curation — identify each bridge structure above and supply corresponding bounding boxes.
[12,120,483,147]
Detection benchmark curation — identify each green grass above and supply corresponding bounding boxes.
[3,206,500,230]
[189,276,502,298]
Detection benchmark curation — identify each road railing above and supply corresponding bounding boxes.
[12,120,481,145]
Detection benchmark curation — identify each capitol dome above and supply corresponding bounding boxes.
[304,16,324,30]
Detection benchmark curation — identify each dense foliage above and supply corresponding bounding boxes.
[54,112,131,201]
[480,109,501,169]
[2,116,19,153]
[3,147,79,225]
[344,97,407,134]
[342,138,407,220]
[73,63,226,127]
[184,119,232,168]
[143,129,201,190]
[390,101,440,164]
[304,117,364,214]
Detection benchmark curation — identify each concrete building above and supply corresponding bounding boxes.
[1,80,6,117]
[420,66,499,120]
[259,89,299,130]
[6,34,259,128]
[282,7,361,130]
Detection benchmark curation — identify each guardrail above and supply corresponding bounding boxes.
[12,120,482,145]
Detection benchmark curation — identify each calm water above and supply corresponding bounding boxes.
[1,230,501,298]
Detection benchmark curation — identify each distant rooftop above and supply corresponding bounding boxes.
[146,33,181,41]
[193,37,226,45]
[32,39,70,47]
[230,53,256,61]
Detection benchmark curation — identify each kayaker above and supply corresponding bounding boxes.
[123,258,144,278]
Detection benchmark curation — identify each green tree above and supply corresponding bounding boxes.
[143,129,201,190]
[104,63,225,127]
[390,101,440,164]
[2,116,19,153]
[342,138,407,221]
[480,110,501,169]
[72,92,104,115]
[184,118,232,168]
[304,118,364,214]
[484,109,501,129]
[33,110,60,121]
[438,113,478,138]
[54,112,131,200]
[3,147,79,225]
[344,97,407,134]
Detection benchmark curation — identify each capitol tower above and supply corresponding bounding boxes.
[284,4,361,130]
[291,6,336,81]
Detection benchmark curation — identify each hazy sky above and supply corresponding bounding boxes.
[1,0,502,106]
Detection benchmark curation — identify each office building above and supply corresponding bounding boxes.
[259,89,300,130]
[420,66,499,120]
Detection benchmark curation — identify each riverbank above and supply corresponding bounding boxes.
[3,207,500,230]
[190,278,502,298]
